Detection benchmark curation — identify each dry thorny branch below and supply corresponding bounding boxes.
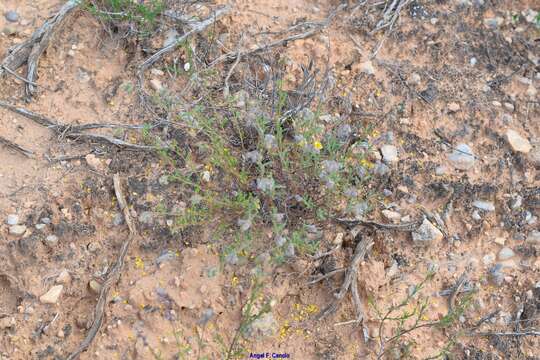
[66,174,138,360]
[0,0,79,99]
[313,230,374,335]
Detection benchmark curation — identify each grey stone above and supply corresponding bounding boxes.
[45,235,59,246]
[41,217,51,224]
[473,200,495,212]
[412,219,443,245]
[4,10,19,23]
[245,150,262,164]
[138,211,153,224]
[156,251,176,265]
[321,160,341,174]
[237,218,251,232]
[256,177,275,192]
[225,252,239,265]
[274,235,286,247]
[158,175,169,186]
[6,214,19,225]
[351,202,369,218]
[488,264,504,286]
[336,124,352,141]
[285,243,295,257]
[163,29,179,48]
[264,134,277,150]
[35,224,46,230]
[448,144,475,170]
[373,161,390,176]
[498,247,515,260]
[472,210,482,221]
[112,212,124,226]
[250,312,277,336]
[198,308,214,326]
[9,225,26,236]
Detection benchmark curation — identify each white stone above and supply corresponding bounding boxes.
[506,129,531,153]
[498,247,515,260]
[526,231,540,244]
[6,214,19,225]
[149,79,163,92]
[380,145,398,164]
[40,285,63,304]
[56,270,71,285]
[9,225,26,236]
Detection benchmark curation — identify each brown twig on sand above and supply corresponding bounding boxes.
[139,6,231,71]
[335,217,420,231]
[67,174,137,360]
[315,235,373,321]
[0,0,79,99]
[0,135,34,158]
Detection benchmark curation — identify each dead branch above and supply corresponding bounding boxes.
[470,330,540,337]
[315,236,373,320]
[0,100,153,150]
[67,174,137,360]
[210,4,346,66]
[65,133,154,150]
[335,217,420,231]
[140,6,231,71]
[0,0,79,99]
[0,135,33,158]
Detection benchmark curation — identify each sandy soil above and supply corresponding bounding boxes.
[0,0,538,359]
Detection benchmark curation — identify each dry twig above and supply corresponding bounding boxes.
[0,135,33,158]
[316,236,373,321]
[140,6,231,71]
[67,174,137,360]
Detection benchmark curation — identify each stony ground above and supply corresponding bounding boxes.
[0,0,539,359]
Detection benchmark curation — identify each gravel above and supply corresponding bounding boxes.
[526,230,540,244]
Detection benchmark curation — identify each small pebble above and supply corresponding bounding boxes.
[4,10,19,23]
[506,129,531,153]
[9,225,26,236]
[40,285,63,304]
[448,144,475,170]
[45,235,59,246]
[41,217,51,224]
[498,247,515,260]
[380,145,398,164]
[473,200,495,212]
[6,214,19,225]
[35,224,46,230]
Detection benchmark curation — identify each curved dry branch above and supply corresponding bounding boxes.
[0,0,79,99]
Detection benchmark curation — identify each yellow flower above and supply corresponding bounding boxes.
[134,256,144,270]
[231,276,239,286]
[313,141,323,150]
